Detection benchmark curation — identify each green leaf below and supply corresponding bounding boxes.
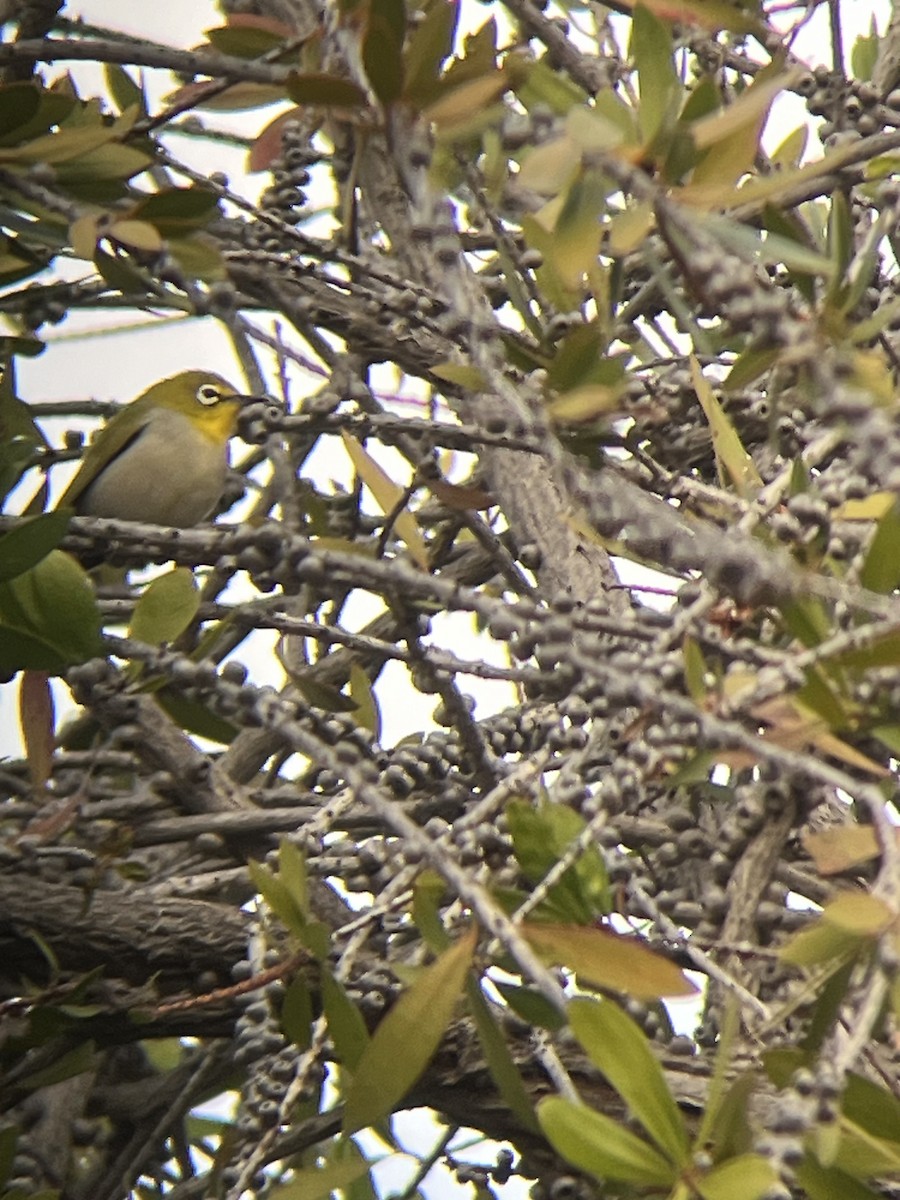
[278,839,309,921]
[285,72,368,108]
[538,1096,676,1187]
[0,81,42,142]
[167,234,226,282]
[515,57,585,116]
[822,892,893,937]
[0,121,116,165]
[281,974,314,1049]
[825,189,854,307]
[349,662,381,740]
[56,142,152,190]
[523,922,698,999]
[802,958,855,1054]
[441,16,497,90]
[860,499,900,593]
[342,929,476,1133]
[0,1123,18,1192]
[129,567,199,645]
[706,1072,756,1160]
[549,168,608,289]
[154,688,238,743]
[683,636,708,702]
[797,1158,884,1200]
[506,798,563,882]
[778,915,865,970]
[205,23,288,57]
[494,980,565,1031]
[506,799,609,922]
[0,550,103,677]
[632,3,680,148]
[780,595,832,648]
[94,246,150,294]
[762,1046,810,1088]
[466,975,539,1133]
[0,511,70,581]
[696,1154,777,1200]
[291,673,358,712]
[372,0,406,47]
[837,211,892,318]
[842,1072,900,1143]
[363,0,406,106]
[264,1157,372,1200]
[545,322,606,392]
[322,969,370,1072]
[0,354,46,507]
[703,210,834,280]
[171,79,285,112]
[104,64,145,115]
[130,186,221,235]
[769,124,809,174]
[20,1040,97,1090]
[568,998,688,1163]
[831,1123,900,1179]
[723,344,779,392]
[0,81,74,147]
[298,920,331,962]
[403,0,459,102]
[248,858,308,939]
[851,19,880,83]
[412,869,451,952]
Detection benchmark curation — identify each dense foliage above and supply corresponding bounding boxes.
[4,1,900,1198]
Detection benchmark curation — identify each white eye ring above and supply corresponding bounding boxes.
[197,383,223,405]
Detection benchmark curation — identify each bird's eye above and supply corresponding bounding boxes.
[197,383,223,406]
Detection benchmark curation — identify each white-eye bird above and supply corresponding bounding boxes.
[57,370,249,527]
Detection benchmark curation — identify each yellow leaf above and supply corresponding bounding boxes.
[566,105,624,153]
[823,891,894,937]
[607,203,654,255]
[850,349,894,405]
[424,71,508,131]
[769,124,808,171]
[832,493,895,521]
[679,136,877,213]
[516,135,580,196]
[691,68,802,152]
[341,431,429,568]
[522,923,697,999]
[109,219,164,254]
[70,214,99,260]
[802,826,880,875]
[691,356,762,497]
[549,383,622,423]
[431,361,488,389]
[806,729,890,778]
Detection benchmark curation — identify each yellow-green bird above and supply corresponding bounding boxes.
[57,370,251,527]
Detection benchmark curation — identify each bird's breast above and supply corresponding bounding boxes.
[78,410,232,527]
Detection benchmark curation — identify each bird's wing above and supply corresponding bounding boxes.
[56,406,155,512]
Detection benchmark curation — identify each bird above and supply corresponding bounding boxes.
[57,370,251,528]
